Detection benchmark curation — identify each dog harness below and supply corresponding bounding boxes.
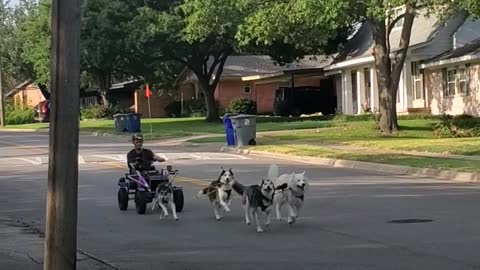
[225,189,232,200]
[276,185,304,202]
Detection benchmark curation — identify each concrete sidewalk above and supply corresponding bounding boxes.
[0,218,117,270]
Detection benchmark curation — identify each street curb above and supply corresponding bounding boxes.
[220,146,480,183]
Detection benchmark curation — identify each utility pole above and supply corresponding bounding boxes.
[43,0,81,268]
[0,60,5,127]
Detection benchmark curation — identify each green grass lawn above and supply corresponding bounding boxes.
[253,144,480,173]
[260,119,480,156]
[1,116,334,140]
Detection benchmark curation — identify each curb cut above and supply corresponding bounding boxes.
[220,146,480,183]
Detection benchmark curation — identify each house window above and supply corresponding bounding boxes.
[447,69,456,96]
[458,68,467,95]
[244,85,251,94]
[412,62,423,100]
[392,7,405,28]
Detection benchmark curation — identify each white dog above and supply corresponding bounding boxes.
[268,164,309,224]
[152,184,179,221]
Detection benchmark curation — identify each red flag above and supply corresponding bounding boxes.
[145,84,152,98]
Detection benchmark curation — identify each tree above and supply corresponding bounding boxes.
[129,0,247,122]
[0,0,35,91]
[238,0,480,134]
[80,0,144,107]
[129,0,349,122]
[16,0,51,98]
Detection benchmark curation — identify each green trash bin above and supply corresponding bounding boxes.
[230,114,257,146]
[113,113,128,132]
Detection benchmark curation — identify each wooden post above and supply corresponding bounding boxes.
[43,0,81,268]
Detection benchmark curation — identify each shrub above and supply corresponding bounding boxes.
[80,104,113,119]
[227,97,256,114]
[433,114,480,138]
[185,99,207,116]
[5,103,35,125]
[164,101,182,118]
[273,99,291,116]
[164,99,221,118]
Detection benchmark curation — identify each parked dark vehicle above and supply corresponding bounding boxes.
[273,86,336,117]
[36,100,50,122]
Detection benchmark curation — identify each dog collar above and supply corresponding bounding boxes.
[295,195,304,201]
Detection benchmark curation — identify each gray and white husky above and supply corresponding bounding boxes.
[269,164,309,224]
[152,184,178,221]
[235,176,287,233]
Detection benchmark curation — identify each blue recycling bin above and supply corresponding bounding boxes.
[223,113,237,146]
[126,113,141,133]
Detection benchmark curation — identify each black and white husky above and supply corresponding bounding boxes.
[234,177,287,233]
[152,184,178,221]
[198,168,241,220]
[269,164,309,225]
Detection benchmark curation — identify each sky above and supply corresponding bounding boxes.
[6,0,19,7]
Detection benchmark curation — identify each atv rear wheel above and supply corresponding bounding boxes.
[173,188,184,212]
[117,188,129,211]
[135,190,147,214]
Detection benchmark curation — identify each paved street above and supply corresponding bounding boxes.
[2,131,480,269]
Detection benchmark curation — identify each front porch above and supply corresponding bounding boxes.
[330,61,430,115]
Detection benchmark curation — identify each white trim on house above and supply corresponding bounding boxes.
[325,70,342,76]
[324,56,375,71]
[241,72,284,82]
[419,54,480,69]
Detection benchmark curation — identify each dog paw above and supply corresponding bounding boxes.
[265,222,270,228]
[174,217,179,221]
[288,217,296,225]
[256,228,264,233]
[216,216,222,221]
[246,221,251,226]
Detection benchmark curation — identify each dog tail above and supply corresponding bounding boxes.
[232,181,244,195]
[268,164,279,181]
[197,187,209,197]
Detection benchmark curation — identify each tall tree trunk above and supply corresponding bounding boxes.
[187,51,230,123]
[199,79,220,122]
[96,71,111,107]
[371,19,394,134]
[38,83,51,100]
[370,3,416,134]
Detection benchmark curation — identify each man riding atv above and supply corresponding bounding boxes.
[118,133,184,214]
[127,133,165,172]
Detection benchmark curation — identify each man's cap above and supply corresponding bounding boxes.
[132,133,143,141]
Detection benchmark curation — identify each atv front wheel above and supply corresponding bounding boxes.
[173,188,184,212]
[117,188,129,211]
[135,190,147,214]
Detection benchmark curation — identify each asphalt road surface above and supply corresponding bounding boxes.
[2,131,480,270]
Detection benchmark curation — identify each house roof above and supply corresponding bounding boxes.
[5,79,35,97]
[183,55,333,82]
[326,8,445,70]
[220,55,332,77]
[420,37,480,68]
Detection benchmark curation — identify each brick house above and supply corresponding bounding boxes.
[324,9,480,116]
[420,37,480,116]
[6,80,136,111]
[134,88,176,118]
[6,80,47,108]
[177,55,334,114]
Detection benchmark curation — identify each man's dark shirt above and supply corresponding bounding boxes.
[127,148,155,172]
